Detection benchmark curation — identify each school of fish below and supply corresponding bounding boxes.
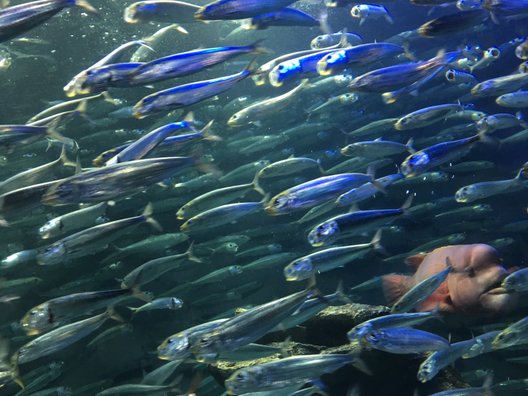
[0,0,527,394]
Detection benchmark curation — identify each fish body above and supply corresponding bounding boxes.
[364,327,450,354]
[133,64,253,118]
[502,268,528,292]
[15,309,117,365]
[195,0,296,20]
[311,31,363,49]
[42,157,195,205]
[349,52,453,93]
[471,72,528,97]
[38,202,107,239]
[336,173,404,206]
[455,169,528,203]
[395,104,462,130]
[317,42,404,76]
[130,43,264,86]
[417,339,476,382]
[225,354,358,394]
[0,0,93,42]
[20,288,136,335]
[400,134,483,177]
[247,8,319,29]
[496,91,528,107]
[284,237,377,281]
[180,202,263,233]
[124,0,200,23]
[190,284,317,359]
[308,199,410,246]
[265,173,374,215]
[228,80,308,126]
[37,206,157,265]
[350,4,393,25]
[382,244,518,316]
[418,10,487,37]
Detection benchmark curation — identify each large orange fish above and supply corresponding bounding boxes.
[383,244,519,317]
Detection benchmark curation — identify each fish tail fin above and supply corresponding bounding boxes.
[174,24,188,35]
[106,306,124,323]
[131,284,153,303]
[306,275,322,299]
[384,10,394,24]
[59,145,77,168]
[367,166,387,194]
[185,242,203,263]
[401,194,413,212]
[45,118,78,151]
[370,229,387,255]
[406,137,415,153]
[245,57,260,75]
[515,161,528,180]
[102,91,120,106]
[352,358,373,376]
[142,203,163,232]
[517,111,528,129]
[250,39,273,55]
[11,359,23,389]
[334,280,353,304]
[381,273,413,305]
[74,0,98,14]
[251,171,266,196]
[201,120,222,142]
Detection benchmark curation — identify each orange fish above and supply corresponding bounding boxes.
[382,244,519,317]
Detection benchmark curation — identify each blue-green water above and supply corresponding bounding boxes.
[0,0,527,395]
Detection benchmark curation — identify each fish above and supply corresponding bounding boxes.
[417,10,487,37]
[284,231,382,281]
[245,8,320,30]
[42,157,197,205]
[14,308,121,366]
[0,0,96,43]
[225,354,363,394]
[382,244,518,317]
[307,197,410,247]
[455,163,528,202]
[417,339,476,382]
[36,204,160,265]
[400,131,489,177]
[124,0,200,24]
[316,42,404,76]
[128,42,267,86]
[391,259,453,313]
[265,173,379,215]
[132,61,256,118]
[195,0,297,20]
[311,31,363,49]
[350,4,394,25]
[363,327,450,354]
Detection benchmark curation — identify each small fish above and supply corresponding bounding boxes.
[347,311,439,342]
[284,231,381,281]
[492,315,528,350]
[265,173,378,215]
[39,202,108,239]
[317,42,404,76]
[180,201,264,234]
[15,308,121,366]
[133,61,256,118]
[0,0,96,43]
[455,164,528,203]
[418,10,487,37]
[130,297,183,315]
[496,91,528,107]
[246,8,319,29]
[308,197,410,247]
[341,138,414,158]
[391,259,453,313]
[364,327,450,354]
[129,43,267,86]
[195,0,297,20]
[311,31,362,49]
[395,104,462,130]
[502,268,528,293]
[400,131,488,177]
[225,354,363,394]
[471,72,528,98]
[124,0,200,24]
[417,339,476,382]
[350,4,393,25]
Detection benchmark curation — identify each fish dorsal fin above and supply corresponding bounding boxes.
[381,273,413,305]
[405,252,427,271]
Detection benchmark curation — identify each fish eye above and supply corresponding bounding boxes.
[465,267,475,277]
[278,65,285,71]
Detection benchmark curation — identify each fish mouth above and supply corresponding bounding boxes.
[482,275,510,295]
